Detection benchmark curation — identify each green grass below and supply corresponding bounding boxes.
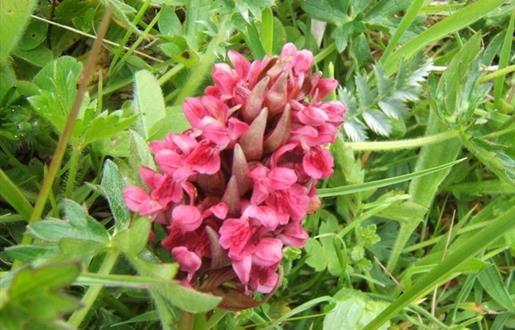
[0,1,514,329]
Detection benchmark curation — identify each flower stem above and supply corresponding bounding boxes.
[67,250,120,328]
[346,130,459,152]
[12,6,112,265]
[64,145,82,198]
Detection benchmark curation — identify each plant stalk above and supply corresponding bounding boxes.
[346,130,459,152]
[14,6,112,255]
[64,145,82,198]
[67,250,120,327]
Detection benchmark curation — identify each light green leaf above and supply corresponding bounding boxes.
[100,160,130,231]
[129,130,156,170]
[325,289,389,330]
[0,263,80,329]
[133,70,167,140]
[112,217,151,255]
[0,0,37,63]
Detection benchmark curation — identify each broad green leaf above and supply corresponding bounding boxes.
[159,283,221,313]
[112,217,151,255]
[325,289,389,330]
[100,160,130,231]
[57,238,107,261]
[149,105,191,140]
[384,0,504,73]
[158,6,182,36]
[0,0,37,63]
[133,70,167,140]
[318,158,465,198]
[18,19,47,51]
[0,263,80,329]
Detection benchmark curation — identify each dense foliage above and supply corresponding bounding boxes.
[0,0,514,329]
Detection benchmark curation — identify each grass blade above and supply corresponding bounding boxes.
[384,0,505,74]
[317,158,465,198]
[0,169,33,220]
[364,205,515,330]
[380,0,424,63]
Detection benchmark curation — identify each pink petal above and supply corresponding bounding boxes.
[202,96,228,123]
[281,43,298,58]
[155,149,183,176]
[228,50,250,79]
[219,217,251,256]
[183,97,206,128]
[200,119,230,146]
[172,246,201,274]
[244,205,279,230]
[267,167,297,190]
[315,78,338,100]
[172,205,202,232]
[252,238,283,267]
[302,146,334,179]
[252,266,279,293]
[227,118,249,141]
[232,255,252,284]
[297,105,329,126]
[139,166,159,189]
[294,49,313,74]
[185,141,221,174]
[212,63,238,96]
[278,223,308,247]
[123,187,150,212]
[207,202,229,219]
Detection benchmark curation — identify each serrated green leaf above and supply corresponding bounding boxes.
[0,263,80,329]
[0,0,37,63]
[362,110,392,136]
[81,111,137,146]
[28,56,82,133]
[129,130,156,170]
[101,160,130,231]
